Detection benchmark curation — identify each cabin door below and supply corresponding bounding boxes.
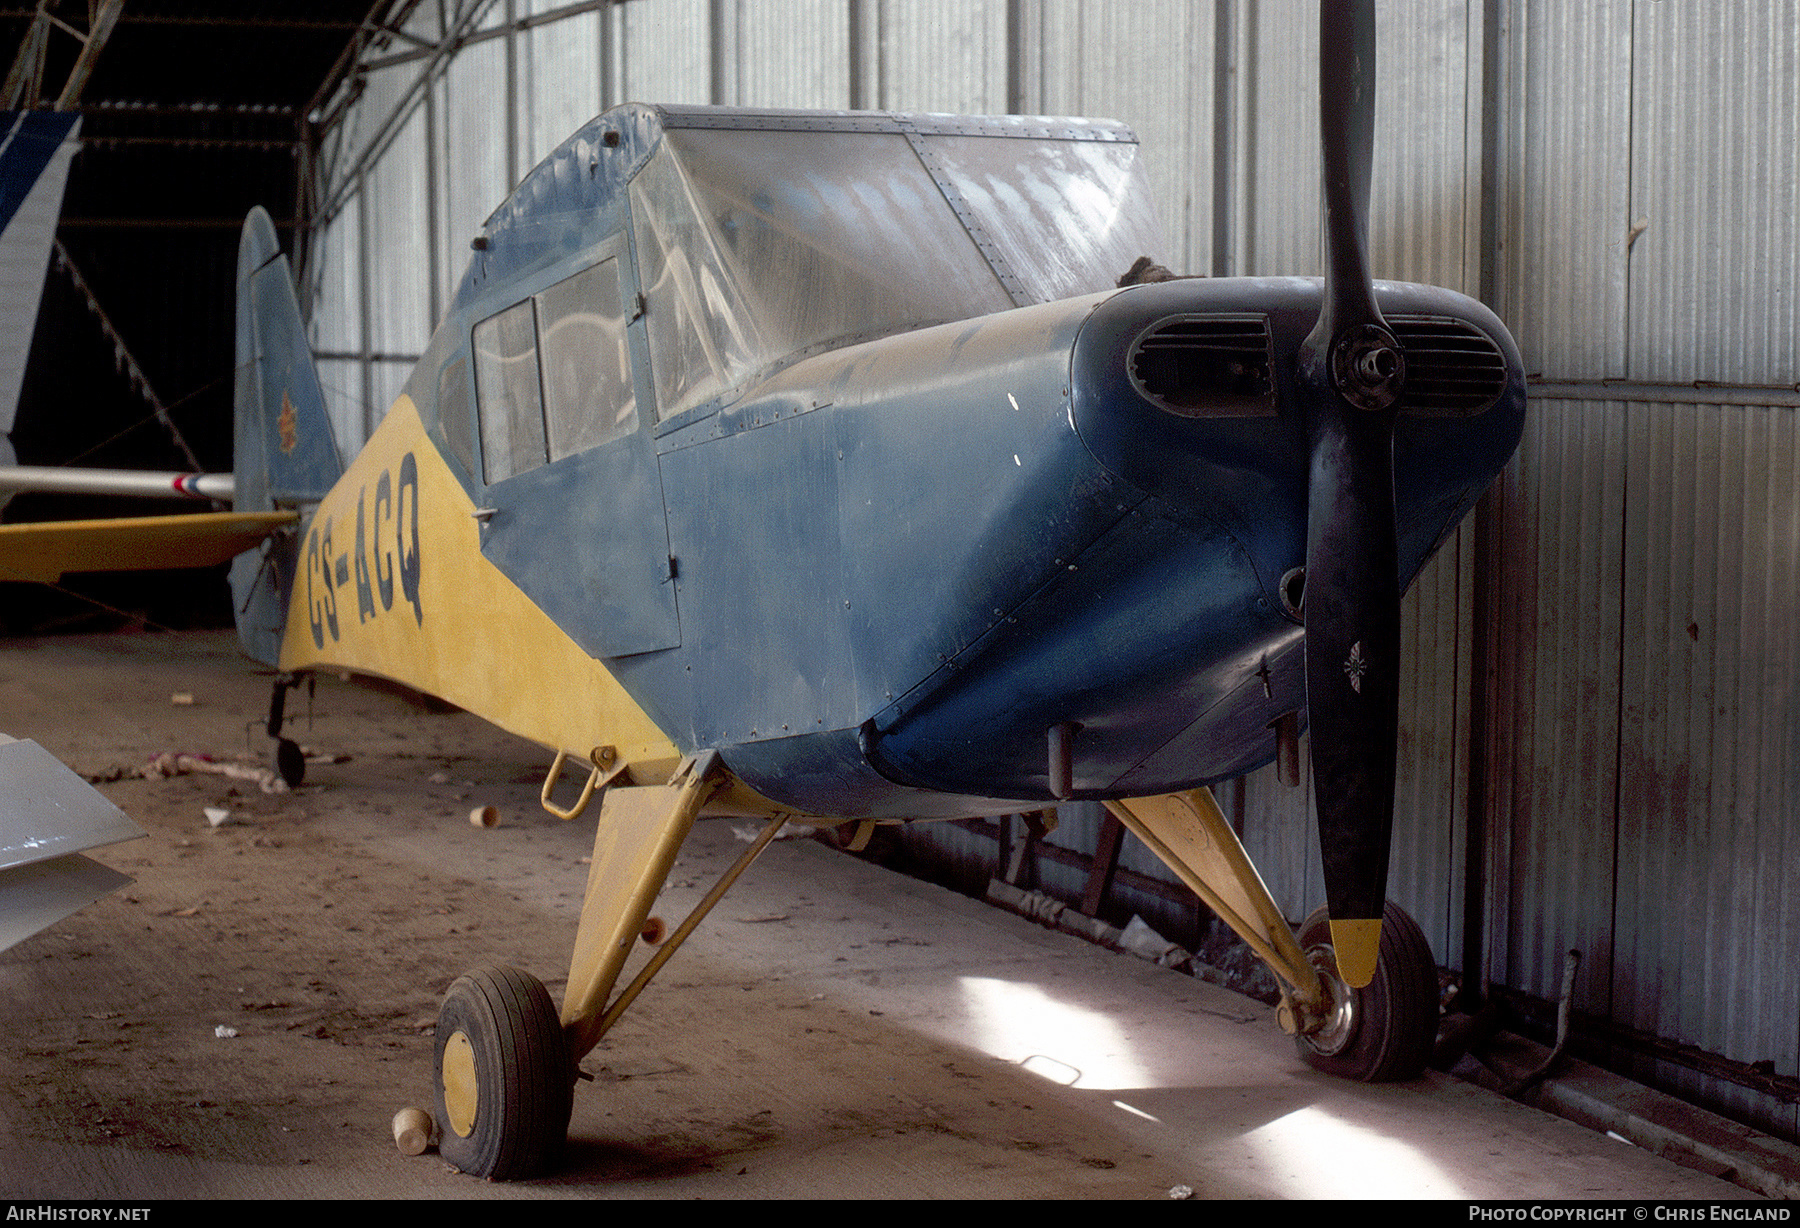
[468,241,680,660]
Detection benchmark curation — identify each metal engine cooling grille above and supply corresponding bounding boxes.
[1386,315,1508,416]
[1127,314,1275,416]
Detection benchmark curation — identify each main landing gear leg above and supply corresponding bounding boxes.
[1104,788,1437,1082]
[430,750,791,1180]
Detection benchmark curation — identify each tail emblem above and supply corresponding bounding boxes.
[278,391,299,454]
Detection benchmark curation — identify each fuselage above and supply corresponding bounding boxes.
[273,104,1524,822]
[618,275,1520,816]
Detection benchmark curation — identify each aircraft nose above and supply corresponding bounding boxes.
[1120,307,1512,425]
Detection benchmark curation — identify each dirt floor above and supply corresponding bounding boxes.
[0,631,1757,1199]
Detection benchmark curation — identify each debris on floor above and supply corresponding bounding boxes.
[144,751,287,794]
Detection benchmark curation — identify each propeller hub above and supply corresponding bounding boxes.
[1330,323,1405,412]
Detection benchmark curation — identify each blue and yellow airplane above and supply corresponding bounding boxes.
[0,3,1524,1179]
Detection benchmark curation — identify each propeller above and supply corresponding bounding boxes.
[1297,0,1405,988]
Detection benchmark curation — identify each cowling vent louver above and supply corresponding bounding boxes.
[1387,315,1507,416]
[1128,314,1275,417]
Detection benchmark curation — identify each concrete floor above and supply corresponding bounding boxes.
[0,631,1756,1199]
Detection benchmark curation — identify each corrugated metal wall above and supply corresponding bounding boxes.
[1489,0,1800,1136]
[305,0,1800,1139]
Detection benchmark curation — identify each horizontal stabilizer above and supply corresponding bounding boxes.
[0,509,294,582]
[0,735,144,953]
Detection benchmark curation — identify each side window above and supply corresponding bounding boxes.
[536,257,638,459]
[472,300,546,484]
[437,354,474,477]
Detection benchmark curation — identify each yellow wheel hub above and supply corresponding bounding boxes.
[441,1030,479,1138]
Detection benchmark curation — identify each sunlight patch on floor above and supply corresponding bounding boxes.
[1241,1103,1466,1198]
[955,975,1152,1093]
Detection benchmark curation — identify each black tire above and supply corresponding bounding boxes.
[433,966,574,1179]
[274,737,305,788]
[1293,901,1438,1082]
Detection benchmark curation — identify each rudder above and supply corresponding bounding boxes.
[229,205,341,665]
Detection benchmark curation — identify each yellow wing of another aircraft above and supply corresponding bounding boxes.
[0,508,294,583]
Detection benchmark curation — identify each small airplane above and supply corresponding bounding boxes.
[0,2,1524,1180]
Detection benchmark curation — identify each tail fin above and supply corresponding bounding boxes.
[229,206,341,665]
[0,111,83,475]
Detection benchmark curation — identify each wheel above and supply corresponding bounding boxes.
[1292,901,1438,1082]
[274,737,305,788]
[433,966,574,1179]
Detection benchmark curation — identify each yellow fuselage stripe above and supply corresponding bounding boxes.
[277,396,678,770]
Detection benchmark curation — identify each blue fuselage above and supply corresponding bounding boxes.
[583,275,1525,818]
[427,104,1525,822]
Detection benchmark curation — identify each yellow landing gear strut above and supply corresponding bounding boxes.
[560,754,789,1064]
[430,751,792,1179]
[1105,787,1436,1083]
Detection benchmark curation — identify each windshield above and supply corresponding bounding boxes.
[630,120,1165,421]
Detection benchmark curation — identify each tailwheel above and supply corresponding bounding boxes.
[274,737,305,789]
[1293,901,1438,1082]
[433,966,574,1179]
